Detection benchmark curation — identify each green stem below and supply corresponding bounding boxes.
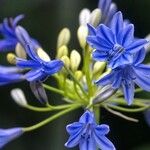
[94,106,100,123]
[23,104,81,132]
[43,84,65,95]
[105,104,149,113]
[64,65,88,99]
[24,104,75,112]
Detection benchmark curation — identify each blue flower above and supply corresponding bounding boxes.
[96,49,150,105]
[0,65,23,85]
[0,15,24,52]
[98,0,117,25]
[15,26,64,82]
[0,127,23,148]
[87,11,148,69]
[65,110,115,150]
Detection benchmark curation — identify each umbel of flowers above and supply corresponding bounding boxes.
[0,0,150,149]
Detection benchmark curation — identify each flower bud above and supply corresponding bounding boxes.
[70,50,81,71]
[15,43,27,59]
[77,26,88,49]
[57,28,71,48]
[74,70,83,80]
[89,8,101,27]
[145,34,150,53]
[79,8,91,26]
[6,53,16,64]
[93,62,106,75]
[11,88,27,107]
[93,85,117,104]
[37,47,51,62]
[61,55,70,68]
[100,68,111,79]
[57,45,68,58]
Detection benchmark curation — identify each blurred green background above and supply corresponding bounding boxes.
[0,0,150,150]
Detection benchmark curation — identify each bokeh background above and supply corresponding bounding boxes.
[0,0,150,150]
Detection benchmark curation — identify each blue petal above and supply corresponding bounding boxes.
[132,48,146,65]
[66,122,83,135]
[65,128,83,148]
[13,14,24,27]
[0,39,17,52]
[43,59,64,74]
[110,11,123,36]
[92,50,108,61]
[79,110,95,124]
[135,73,150,91]
[87,24,96,35]
[122,81,135,105]
[133,64,150,76]
[0,128,23,149]
[95,72,114,86]
[118,24,134,47]
[112,72,122,89]
[93,133,116,150]
[97,24,116,45]
[95,124,110,135]
[126,39,148,53]
[79,137,96,150]
[25,69,45,81]
[16,58,41,69]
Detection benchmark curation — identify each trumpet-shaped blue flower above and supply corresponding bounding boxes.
[0,66,23,85]
[98,0,117,25]
[15,26,63,82]
[96,49,150,105]
[0,127,23,148]
[65,110,115,150]
[0,15,24,52]
[87,11,148,69]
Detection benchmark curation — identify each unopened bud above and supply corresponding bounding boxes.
[99,68,111,79]
[37,47,51,62]
[57,45,68,58]
[93,62,106,75]
[145,34,150,53]
[74,70,83,80]
[77,26,88,49]
[57,28,71,48]
[7,53,16,64]
[61,55,70,68]
[70,50,81,71]
[15,43,27,59]
[79,8,91,26]
[11,88,27,107]
[90,8,101,27]
[93,85,117,104]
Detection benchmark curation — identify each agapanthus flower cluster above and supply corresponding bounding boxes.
[0,0,150,149]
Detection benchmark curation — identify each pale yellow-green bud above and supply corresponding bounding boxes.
[60,55,70,68]
[37,47,51,62]
[15,43,26,59]
[11,88,27,107]
[57,28,71,48]
[99,68,112,79]
[79,8,91,26]
[93,61,106,75]
[70,50,81,71]
[77,25,88,49]
[7,53,16,64]
[89,8,101,27]
[57,45,68,58]
[74,70,83,80]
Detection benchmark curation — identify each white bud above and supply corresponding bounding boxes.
[70,50,81,71]
[15,43,27,59]
[57,28,71,48]
[93,61,106,75]
[77,26,88,49]
[61,55,70,68]
[37,47,51,62]
[11,88,27,107]
[90,8,101,27]
[57,45,68,58]
[79,8,91,26]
